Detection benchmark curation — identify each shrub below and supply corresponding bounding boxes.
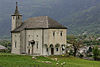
[92,46,100,60]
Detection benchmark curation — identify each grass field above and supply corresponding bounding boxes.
[0,53,100,67]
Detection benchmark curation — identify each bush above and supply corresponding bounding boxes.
[92,46,100,60]
[79,54,83,58]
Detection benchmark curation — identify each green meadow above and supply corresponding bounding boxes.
[0,53,100,67]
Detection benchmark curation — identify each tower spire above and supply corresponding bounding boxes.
[14,2,19,15]
[11,2,22,31]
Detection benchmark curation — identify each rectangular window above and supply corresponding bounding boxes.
[13,17,14,19]
[56,48,58,51]
[37,42,38,49]
[28,41,30,46]
[60,32,63,36]
[62,48,64,51]
[53,31,55,36]
[15,41,16,48]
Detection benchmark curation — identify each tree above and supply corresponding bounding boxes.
[72,40,83,57]
[68,35,83,57]
[93,46,100,60]
[0,40,11,52]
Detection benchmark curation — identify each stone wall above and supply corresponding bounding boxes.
[20,30,26,54]
[41,29,67,55]
[11,28,67,56]
[11,33,21,54]
[48,29,67,55]
[42,29,49,55]
[11,16,17,30]
[25,29,43,55]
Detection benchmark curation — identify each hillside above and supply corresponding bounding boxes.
[61,3,100,35]
[0,0,100,36]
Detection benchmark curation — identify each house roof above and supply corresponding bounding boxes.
[11,16,67,32]
[0,45,7,50]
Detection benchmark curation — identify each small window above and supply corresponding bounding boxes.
[53,31,55,36]
[60,32,63,36]
[15,35,16,37]
[29,35,30,37]
[56,48,58,51]
[46,48,48,52]
[37,35,38,37]
[15,41,16,48]
[13,17,14,19]
[18,16,20,19]
[28,41,30,46]
[37,42,38,49]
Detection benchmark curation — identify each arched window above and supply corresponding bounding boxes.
[50,44,53,48]
[55,44,60,47]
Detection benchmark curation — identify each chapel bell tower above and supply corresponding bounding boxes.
[11,2,22,31]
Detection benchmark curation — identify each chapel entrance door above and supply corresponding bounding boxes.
[51,48,54,55]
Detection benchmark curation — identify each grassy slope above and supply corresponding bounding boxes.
[0,53,100,67]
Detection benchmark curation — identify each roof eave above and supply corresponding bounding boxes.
[11,31,20,33]
[24,27,67,30]
[11,14,22,16]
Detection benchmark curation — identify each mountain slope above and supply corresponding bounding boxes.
[61,3,100,35]
[0,0,100,36]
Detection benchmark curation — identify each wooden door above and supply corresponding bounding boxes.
[51,48,54,55]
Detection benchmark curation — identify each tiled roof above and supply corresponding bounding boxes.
[12,16,67,32]
[0,45,7,50]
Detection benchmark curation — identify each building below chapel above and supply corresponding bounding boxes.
[11,2,67,56]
